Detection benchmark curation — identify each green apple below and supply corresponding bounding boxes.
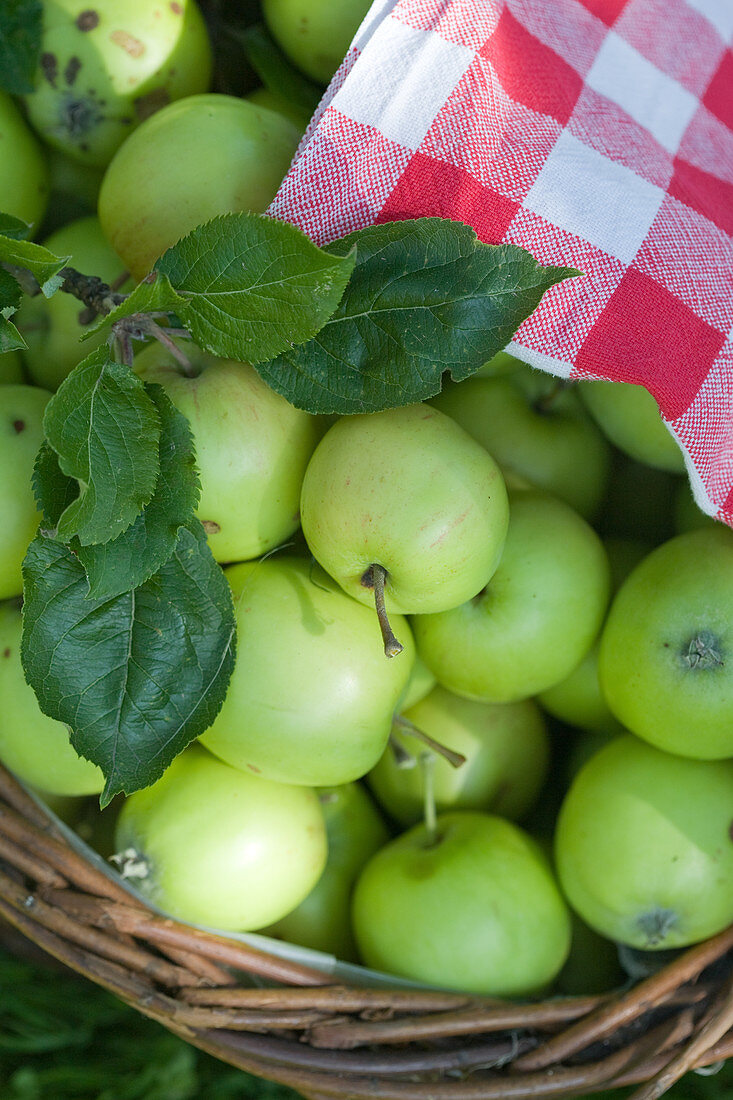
[300,404,510,621]
[474,350,525,377]
[396,653,436,712]
[674,480,718,534]
[199,556,416,786]
[368,686,549,827]
[0,601,104,796]
[133,341,322,563]
[113,745,327,931]
[262,0,371,84]
[98,93,302,278]
[16,216,130,391]
[23,0,212,168]
[0,353,24,385]
[352,811,571,995]
[245,87,312,132]
[412,490,610,703]
[599,527,733,759]
[578,380,686,474]
[40,147,105,233]
[0,91,49,231]
[555,735,733,949]
[264,782,389,960]
[0,385,51,600]
[431,367,610,518]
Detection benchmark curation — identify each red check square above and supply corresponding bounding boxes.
[703,50,733,130]
[575,269,726,418]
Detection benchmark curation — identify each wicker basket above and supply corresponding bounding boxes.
[1,761,731,1100]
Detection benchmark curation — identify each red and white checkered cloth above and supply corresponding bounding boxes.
[270,0,733,527]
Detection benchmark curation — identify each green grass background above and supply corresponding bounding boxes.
[0,947,730,1100]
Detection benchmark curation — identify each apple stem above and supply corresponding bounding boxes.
[393,715,466,769]
[147,319,197,377]
[420,751,438,845]
[389,733,417,769]
[533,379,569,415]
[363,564,403,658]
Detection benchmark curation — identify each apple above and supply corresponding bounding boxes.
[412,490,610,703]
[396,653,436,712]
[0,601,104,796]
[98,93,302,279]
[555,911,623,996]
[431,367,610,519]
[0,91,49,231]
[113,745,327,931]
[23,0,213,168]
[0,353,24,385]
[368,685,549,827]
[352,810,571,996]
[555,734,733,949]
[300,404,510,624]
[40,148,105,233]
[262,0,371,84]
[674,480,717,534]
[245,88,312,133]
[264,782,389,961]
[599,527,733,759]
[16,216,131,391]
[578,380,686,474]
[0,385,52,600]
[199,556,416,786]
[474,350,525,377]
[133,341,322,563]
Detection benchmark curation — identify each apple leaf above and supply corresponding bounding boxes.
[0,213,32,240]
[0,0,42,95]
[76,384,201,599]
[43,347,162,546]
[154,212,356,363]
[256,219,579,414]
[32,440,81,535]
[21,522,237,806]
[0,234,68,296]
[0,266,25,351]
[79,270,188,342]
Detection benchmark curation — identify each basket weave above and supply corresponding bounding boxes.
[1,761,731,1100]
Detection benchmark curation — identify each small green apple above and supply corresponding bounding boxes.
[245,87,312,132]
[431,367,610,519]
[0,601,104,796]
[265,782,389,960]
[200,556,416,786]
[300,404,510,620]
[396,653,436,712]
[262,0,371,84]
[352,810,571,996]
[133,341,322,563]
[23,0,212,167]
[0,91,49,231]
[368,686,549,827]
[0,353,24,385]
[98,93,302,278]
[578,380,686,474]
[0,385,52,600]
[113,745,327,932]
[16,216,130,391]
[599,527,733,759]
[412,490,610,703]
[555,735,733,949]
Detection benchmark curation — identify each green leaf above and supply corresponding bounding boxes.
[77,384,201,598]
[256,219,579,414]
[0,0,42,95]
[0,266,25,351]
[79,270,188,342]
[0,234,69,296]
[21,523,236,806]
[43,347,161,545]
[32,440,79,534]
[0,213,32,240]
[238,23,322,113]
[154,212,356,363]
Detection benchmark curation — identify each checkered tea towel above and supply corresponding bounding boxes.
[269,0,733,527]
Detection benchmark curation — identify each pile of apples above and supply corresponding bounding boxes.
[2,0,733,1001]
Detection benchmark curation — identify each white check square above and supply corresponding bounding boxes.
[332,20,474,151]
[586,32,699,155]
[524,131,665,264]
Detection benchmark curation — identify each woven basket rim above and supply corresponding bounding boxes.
[1,761,731,1100]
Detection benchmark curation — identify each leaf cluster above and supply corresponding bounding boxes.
[2,207,575,803]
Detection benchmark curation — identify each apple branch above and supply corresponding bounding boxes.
[362,563,403,658]
[393,715,466,769]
